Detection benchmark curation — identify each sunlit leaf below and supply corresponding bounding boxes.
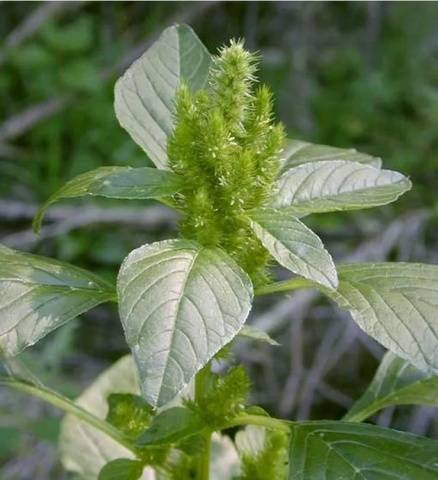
[117,239,253,407]
[321,263,438,376]
[248,208,338,289]
[272,160,411,215]
[281,139,382,171]
[33,166,181,233]
[99,458,144,480]
[0,245,114,356]
[115,24,211,169]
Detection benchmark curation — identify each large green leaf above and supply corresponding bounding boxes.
[60,356,144,480]
[136,407,204,446]
[322,263,438,376]
[272,160,411,215]
[117,239,253,407]
[114,24,211,169]
[344,351,438,422]
[288,421,438,479]
[0,245,114,356]
[281,139,382,172]
[248,208,338,289]
[33,166,181,233]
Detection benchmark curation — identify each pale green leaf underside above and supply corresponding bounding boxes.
[117,239,253,407]
[235,425,266,456]
[249,208,338,289]
[114,24,211,169]
[322,263,438,377]
[272,160,411,215]
[33,166,181,233]
[344,351,438,422]
[60,356,146,480]
[0,245,114,357]
[289,421,438,480]
[281,139,382,172]
[210,434,241,480]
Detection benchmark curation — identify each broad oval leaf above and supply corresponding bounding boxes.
[33,166,181,233]
[59,355,153,480]
[281,139,382,172]
[248,208,338,289]
[99,459,144,480]
[344,351,438,422]
[115,24,211,169]
[117,239,253,407]
[0,245,114,356]
[272,160,411,215]
[289,421,438,479]
[322,263,438,376]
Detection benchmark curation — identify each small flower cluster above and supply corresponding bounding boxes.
[168,40,285,284]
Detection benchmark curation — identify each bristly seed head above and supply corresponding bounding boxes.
[167,39,285,285]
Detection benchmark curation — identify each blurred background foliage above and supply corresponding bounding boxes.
[0,2,437,478]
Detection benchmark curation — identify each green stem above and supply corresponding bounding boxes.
[198,432,211,480]
[0,377,135,453]
[225,414,291,432]
[195,365,212,480]
[255,277,313,296]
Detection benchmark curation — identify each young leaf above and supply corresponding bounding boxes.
[272,160,411,215]
[288,421,438,479]
[117,239,253,407]
[136,407,204,446]
[0,245,115,356]
[115,24,211,169]
[248,208,338,289]
[106,393,153,438]
[238,325,280,346]
[33,166,181,233]
[281,139,382,172]
[60,356,140,479]
[344,351,438,422]
[98,459,144,480]
[321,263,438,376]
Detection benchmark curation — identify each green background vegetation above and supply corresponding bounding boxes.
[1,2,437,478]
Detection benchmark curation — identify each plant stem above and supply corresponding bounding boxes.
[255,277,313,296]
[225,414,291,432]
[0,376,135,453]
[195,365,212,480]
[198,432,211,480]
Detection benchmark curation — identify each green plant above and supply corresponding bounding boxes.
[1,24,438,479]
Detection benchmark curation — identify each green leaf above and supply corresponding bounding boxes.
[288,421,438,479]
[322,263,438,376]
[114,24,211,170]
[99,459,144,480]
[248,208,338,289]
[136,407,204,446]
[117,239,253,407]
[0,245,114,356]
[238,325,280,346]
[106,393,153,438]
[344,351,438,422]
[60,356,140,480]
[33,166,181,233]
[281,139,382,171]
[272,160,411,215]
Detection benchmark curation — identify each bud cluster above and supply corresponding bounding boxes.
[168,40,285,284]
